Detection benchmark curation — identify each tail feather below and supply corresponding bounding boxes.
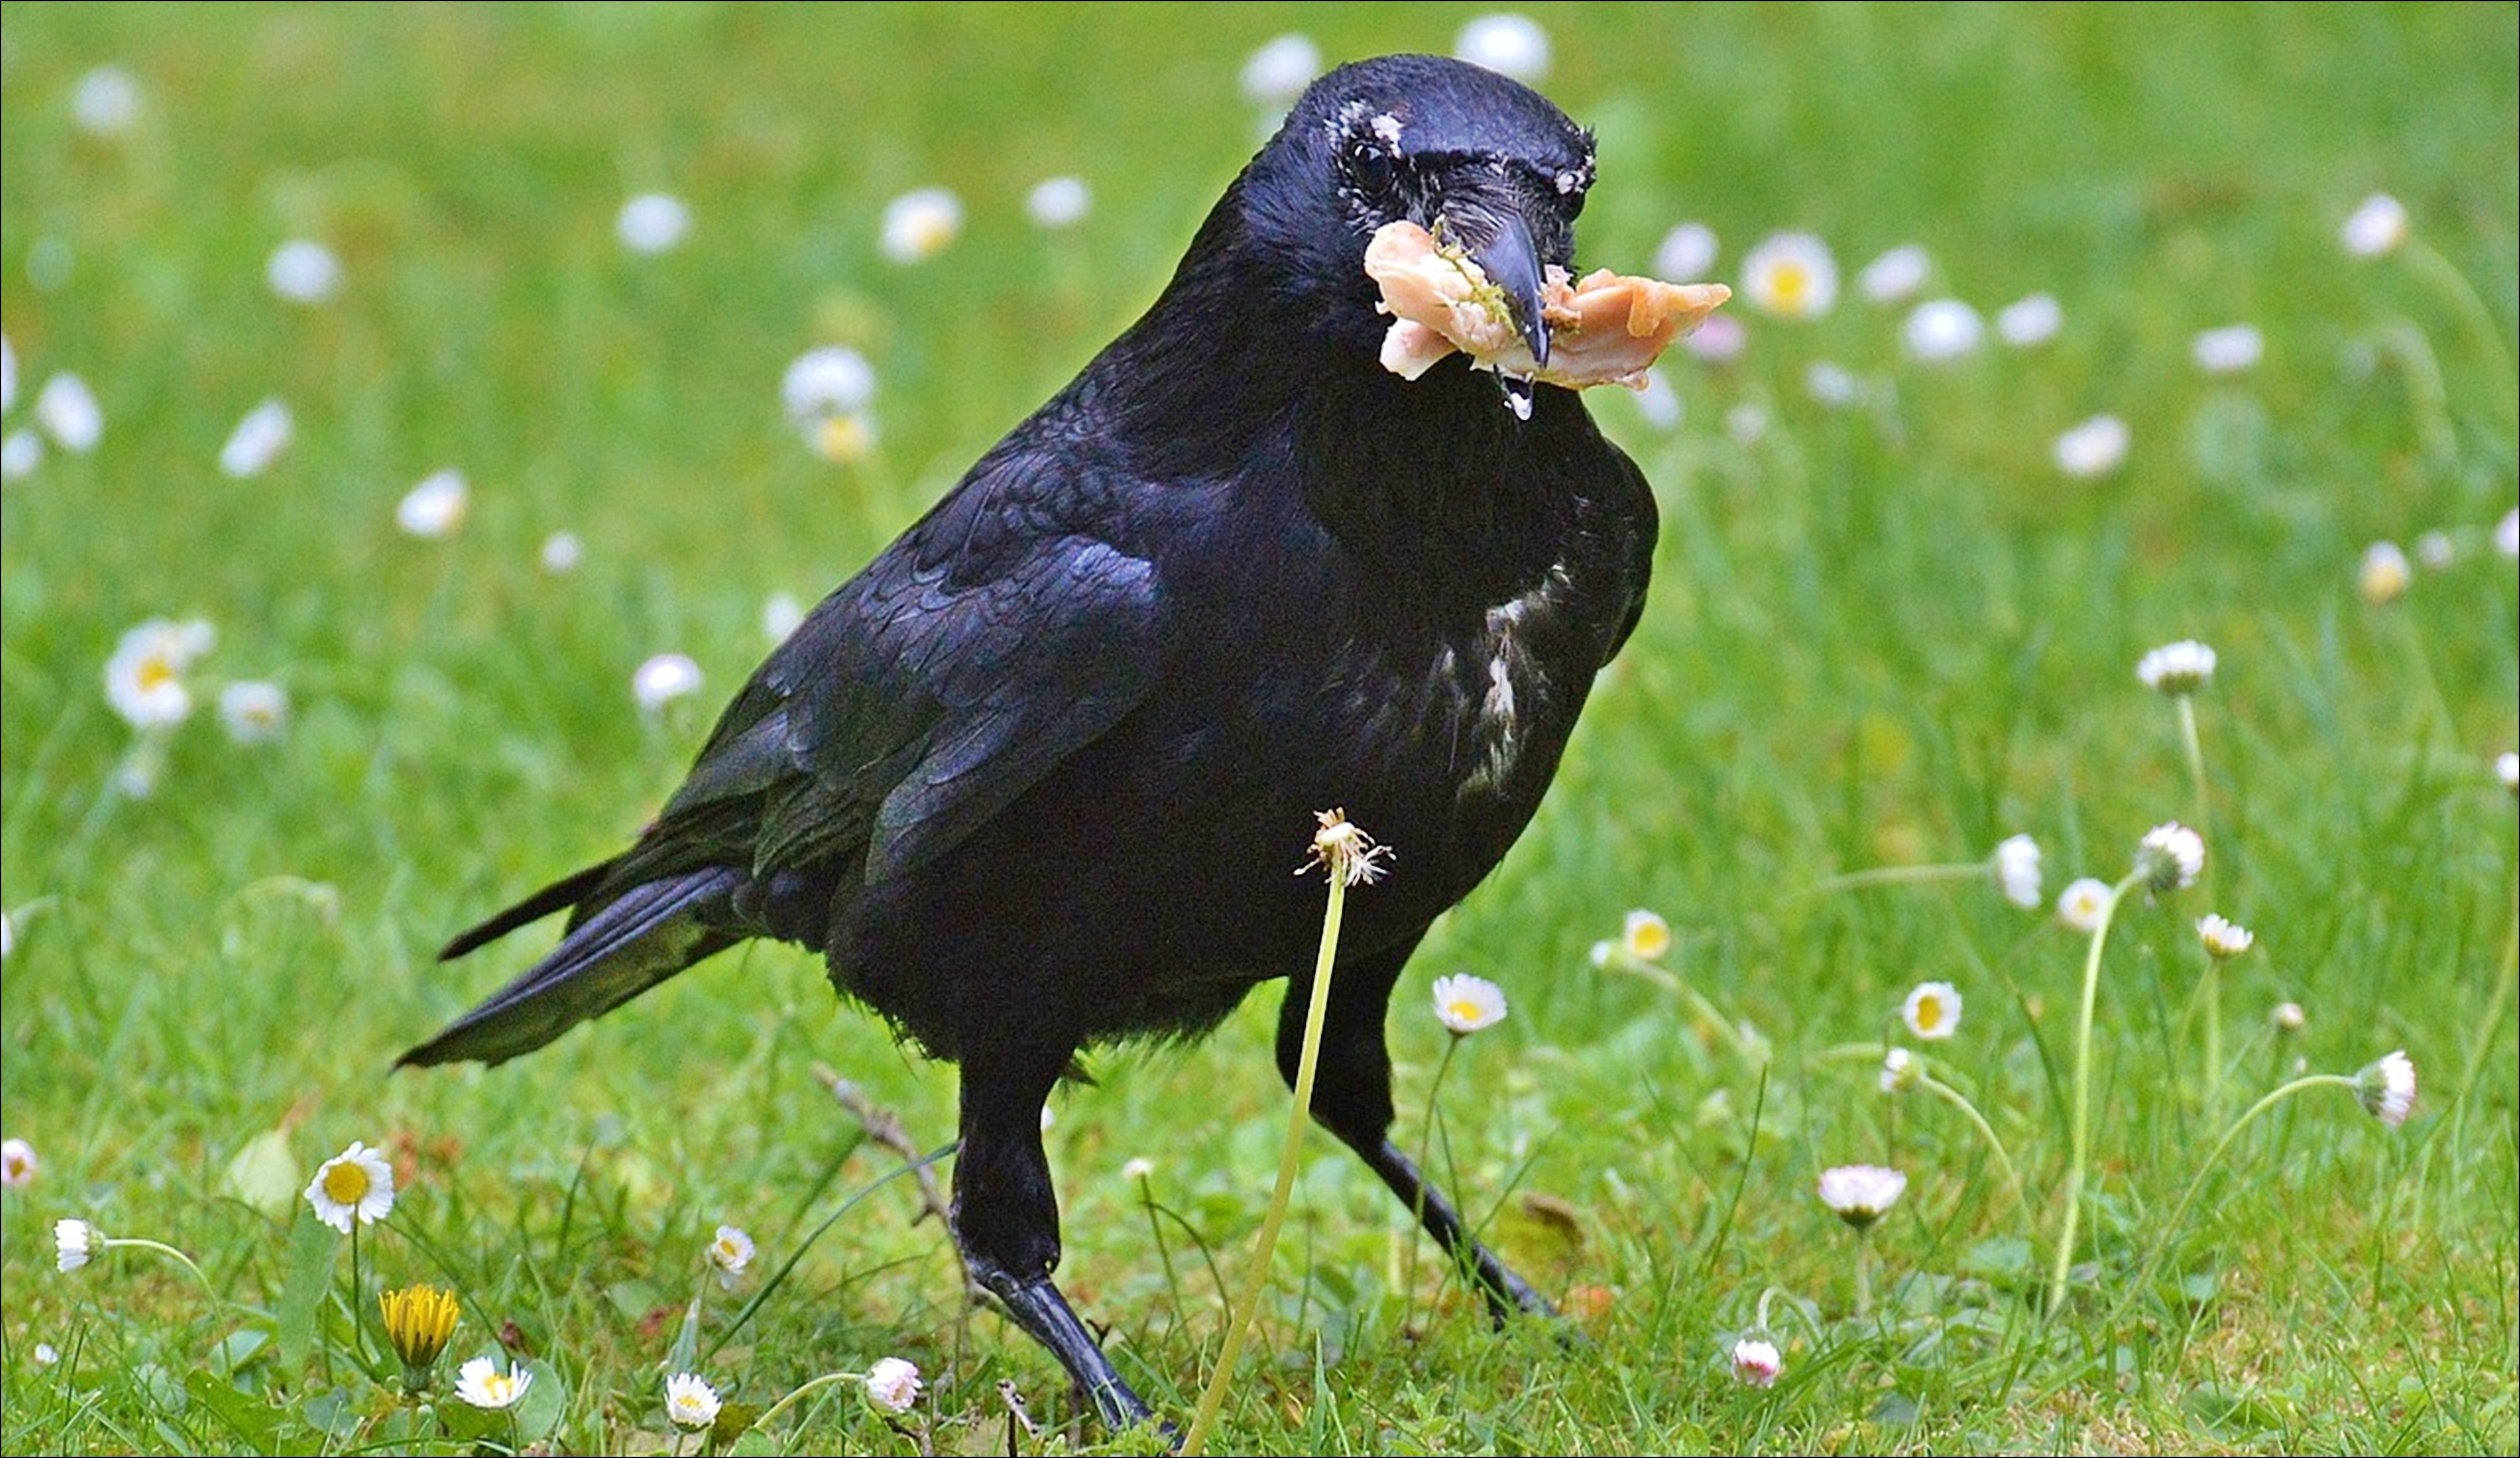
[400,866,745,1068]
[439,860,619,961]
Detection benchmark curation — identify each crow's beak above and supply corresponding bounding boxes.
[1471,211,1553,370]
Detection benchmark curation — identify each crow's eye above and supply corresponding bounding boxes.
[1554,169,1589,219]
[1344,141,1397,198]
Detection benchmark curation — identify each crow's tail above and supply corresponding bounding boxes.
[399,866,745,1068]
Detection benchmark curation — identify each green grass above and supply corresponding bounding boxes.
[4,3,2515,1452]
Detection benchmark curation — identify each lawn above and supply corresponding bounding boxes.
[3,3,2514,1453]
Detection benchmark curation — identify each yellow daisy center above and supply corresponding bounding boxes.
[815,415,872,464]
[1445,999,1483,1023]
[322,1160,371,1206]
[1914,996,1945,1034]
[137,655,177,692]
[1624,921,1671,961]
[1770,261,1809,311]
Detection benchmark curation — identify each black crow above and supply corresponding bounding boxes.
[405,53,1658,1431]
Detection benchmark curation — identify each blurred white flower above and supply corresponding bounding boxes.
[2356,1050,2416,1130]
[1240,33,1321,108]
[3,429,45,481]
[1655,222,1719,281]
[454,1356,531,1411]
[1879,1047,1919,1095]
[1902,299,1984,362]
[1859,244,1931,304]
[305,1140,395,1233]
[707,1223,755,1289]
[1804,361,1860,407]
[266,240,342,305]
[2414,530,2455,569]
[2053,415,2129,478]
[2495,508,2517,559]
[1682,312,1746,363]
[32,1343,57,1367]
[1454,13,1551,82]
[539,530,583,574]
[2195,913,2253,960]
[2,1137,35,1188]
[1740,233,1838,320]
[2191,323,2264,374]
[1,332,15,412]
[2135,821,2205,893]
[1900,982,1963,1040]
[104,617,215,729]
[2341,193,2409,259]
[863,1356,923,1413]
[2055,877,2112,934]
[1731,1335,1782,1387]
[1122,1155,1155,1181]
[71,67,142,136]
[396,469,470,539]
[880,188,962,264]
[2497,751,2517,794]
[617,193,692,254]
[1621,909,1672,962]
[1724,402,1770,445]
[1027,176,1093,230]
[763,591,806,642]
[1995,293,2062,347]
[634,653,704,713]
[1816,1164,1905,1229]
[1631,370,1682,429]
[665,1372,721,1433]
[218,681,290,744]
[783,346,877,424]
[35,373,102,453]
[1993,833,2042,909]
[2270,1001,2307,1034]
[2136,639,2217,695]
[1431,973,1507,1036]
[2358,540,2410,605]
[55,1218,100,1272]
[218,398,293,478]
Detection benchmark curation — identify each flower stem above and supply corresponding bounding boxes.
[750,1369,863,1431]
[1853,1230,1875,1321]
[103,1237,222,1304]
[1399,1036,1463,1330]
[2401,235,2520,428]
[1181,865,1349,1456]
[1808,861,1987,895]
[1916,1074,2033,1228]
[2049,872,2141,1316]
[2175,695,2223,1123]
[2103,1074,2361,1330]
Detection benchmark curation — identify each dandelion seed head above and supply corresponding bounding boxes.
[1300,807,1392,886]
[1431,972,1508,1036]
[1900,982,1962,1041]
[1740,233,1838,321]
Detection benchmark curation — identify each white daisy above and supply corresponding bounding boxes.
[1993,833,2042,909]
[1723,402,1769,445]
[880,187,962,264]
[1859,244,1930,305]
[539,530,583,575]
[1240,33,1321,108]
[617,193,692,254]
[2,1137,36,1188]
[2414,530,2455,570]
[453,1356,532,1410]
[1,428,42,481]
[863,1356,923,1413]
[1901,299,1984,362]
[305,1140,395,1233]
[217,681,290,744]
[35,373,102,453]
[782,346,877,428]
[1731,1335,1782,1388]
[2053,415,2129,478]
[762,592,806,642]
[1995,293,2062,347]
[2055,877,2112,934]
[2135,639,2217,695]
[396,469,470,539]
[218,398,293,478]
[2135,822,2205,894]
[1804,361,1860,407]
[1899,982,1962,1041]
[2499,751,2518,794]
[1879,1047,1918,1096]
[2195,914,2253,960]
[1621,909,1672,962]
[2341,193,2409,259]
[33,1343,57,1367]
[55,1217,100,1272]
[707,1224,755,1289]
[1682,313,1747,363]
[2495,508,2516,559]
[2191,323,2264,374]
[1,332,16,412]
[1122,1156,1155,1181]
[633,653,704,713]
[266,240,342,305]
[104,617,215,730]
[1654,222,1718,281]
[1026,176,1092,230]
[1454,13,1551,82]
[1816,1164,1906,1229]
[2358,540,2410,604]
[2356,1050,2416,1130]
[1431,973,1508,1036]
[71,67,142,136]
[665,1372,722,1432]
[1740,233,1838,321]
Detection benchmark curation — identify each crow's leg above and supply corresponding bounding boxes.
[1275,939,1552,1323]
[952,1048,1156,1433]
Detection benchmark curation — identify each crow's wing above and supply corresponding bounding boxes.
[619,453,1167,897]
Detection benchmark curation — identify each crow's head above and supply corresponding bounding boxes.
[1242,54,1597,376]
